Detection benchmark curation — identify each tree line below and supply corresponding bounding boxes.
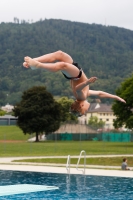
[0,19,133,105]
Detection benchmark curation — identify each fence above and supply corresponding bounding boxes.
[47,132,133,142]
[0,119,17,125]
[0,115,17,125]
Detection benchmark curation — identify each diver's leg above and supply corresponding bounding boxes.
[23,50,73,67]
[34,50,73,63]
[24,56,80,77]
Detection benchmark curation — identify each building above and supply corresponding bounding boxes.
[54,123,96,134]
[46,123,97,141]
[0,115,17,125]
[1,104,14,113]
[86,103,116,130]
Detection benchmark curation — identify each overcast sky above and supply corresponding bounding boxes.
[1,0,133,31]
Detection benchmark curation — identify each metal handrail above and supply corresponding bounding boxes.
[66,155,70,174]
[76,150,86,174]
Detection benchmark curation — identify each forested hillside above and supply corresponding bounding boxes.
[0,19,133,105]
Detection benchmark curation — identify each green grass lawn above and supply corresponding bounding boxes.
[0,126,133,160]
[13,157,133,167]
[0,126,31,140]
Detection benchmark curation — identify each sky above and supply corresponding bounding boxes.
[0,0,133,31]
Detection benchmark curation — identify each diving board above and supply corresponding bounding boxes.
[0,184,59,196]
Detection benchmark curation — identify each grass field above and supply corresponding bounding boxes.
[0,125,133,167]
[0,140,133,156]
[0,126,30,140]
[0,126,133,157]
[13,157,133,167]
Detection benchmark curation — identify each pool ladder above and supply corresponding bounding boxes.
[66,155,71,174]
[66,150,86,175]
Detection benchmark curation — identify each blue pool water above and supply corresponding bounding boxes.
[0,170,133,200]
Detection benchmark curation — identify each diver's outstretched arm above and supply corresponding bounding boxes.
[88,90,126,103]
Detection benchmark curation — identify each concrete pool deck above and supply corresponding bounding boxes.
[0,155,133,178]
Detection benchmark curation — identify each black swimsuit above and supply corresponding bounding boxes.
[62,62,82,80]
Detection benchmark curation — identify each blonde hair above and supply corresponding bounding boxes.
[70,101,82,116]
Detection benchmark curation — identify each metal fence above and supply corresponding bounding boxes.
[47,132,133,142]
[0,119,17,125]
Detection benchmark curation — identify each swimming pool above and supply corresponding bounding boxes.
[0,170,133,199]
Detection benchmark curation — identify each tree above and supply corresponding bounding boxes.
[13,86,62,142]
[88,116,105,129]
[0,109,6,116]
[112,75,133,129]
[57,96,77,121]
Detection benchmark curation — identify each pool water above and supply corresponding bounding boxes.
[0,170,133,199]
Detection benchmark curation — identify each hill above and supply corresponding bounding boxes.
[0,19,133,105]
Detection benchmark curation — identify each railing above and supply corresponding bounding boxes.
[76,150,86,174]
[66,155,71,174]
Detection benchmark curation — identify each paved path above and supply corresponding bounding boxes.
[0,164,133,178]
[0,155,133,177]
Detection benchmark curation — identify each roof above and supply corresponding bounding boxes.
[88,103,113,113]
[54,123,96,133]
[0,115,17,119]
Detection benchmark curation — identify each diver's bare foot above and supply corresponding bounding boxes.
[23,62,29,68]
[24,56,39,68]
